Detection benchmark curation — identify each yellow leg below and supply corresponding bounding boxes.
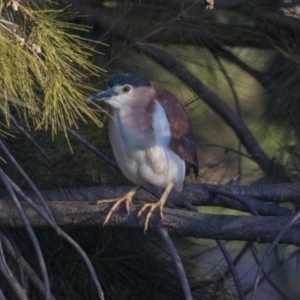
[137,182,174,231]
[97,185,140,225]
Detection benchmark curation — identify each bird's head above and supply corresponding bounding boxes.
[88,73,154,109]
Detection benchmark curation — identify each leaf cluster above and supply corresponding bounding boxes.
[0,0,105,135]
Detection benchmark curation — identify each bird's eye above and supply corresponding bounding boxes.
[122,86,130,93]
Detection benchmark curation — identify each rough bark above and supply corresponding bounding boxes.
[1,183,300,246]
[0,199,299,245]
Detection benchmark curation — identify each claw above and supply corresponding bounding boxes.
[138,202,165,232]
[96,186,139,225]
[103,197,130,225]
[137,182,174,232]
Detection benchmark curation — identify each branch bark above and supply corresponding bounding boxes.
[0,199,300,246]
[5,183,292,216]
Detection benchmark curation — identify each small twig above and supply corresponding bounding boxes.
[0,230,56,300]
[226,174,240,185]
[216,240,244,300]
[7,179,105,300]
[213,51,242,183]
[0,239,12,278]
[250,247,289,300]
[0,288,6,300]
[222,242,251,279]
[157,226,192,300]
[209,45,271,91]
[0,139,59,233]
[66,126,162,202]
[138,43,288,179]
[205,185,259,216]
[0,21,46,71]
[66,126,119,170]
[244,247,300,296]
[58,231,105,300]
[0,105,48,166]
[203,182,300,204]
[182,201,198,212]
[15,124,53,165]
[0,255,29,300]
[267,35,300,65]
[2,229,26,289]
[0,169,51,300]
[251,210,300,300]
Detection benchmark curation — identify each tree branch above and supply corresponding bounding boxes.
[1,199,300,246]
[69,1,287,178]
[0,255,29,300]
[216,240,244,300]
[9,184,291,217]
[0,231,57,300]
[0,169,51,300]
[157,227,192,300]
[251,209,300,300]
[250,247,290,300]
[7,178,105,300]
[0,288,6,300]
[70,2,269,49]
[139,43,286,177]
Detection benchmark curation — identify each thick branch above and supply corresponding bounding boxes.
[0,184,294,216]
[0,184,293,216]
[0,200,300,246]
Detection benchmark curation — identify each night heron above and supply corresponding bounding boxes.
[89,73,198,231]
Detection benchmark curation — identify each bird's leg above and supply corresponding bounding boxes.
[97,185,140,225]
[137,182,174,231]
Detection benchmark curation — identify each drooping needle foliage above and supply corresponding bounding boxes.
[0,0,105,135]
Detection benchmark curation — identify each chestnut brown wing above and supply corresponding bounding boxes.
[151,82,198,176]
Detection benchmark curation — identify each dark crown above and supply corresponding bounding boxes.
[108,73,151,88]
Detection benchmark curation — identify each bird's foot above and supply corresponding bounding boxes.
[137,182,174,232]
[97,186,139,225]
[137,198,165,232]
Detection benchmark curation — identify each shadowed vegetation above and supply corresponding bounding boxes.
[1,0,300,299]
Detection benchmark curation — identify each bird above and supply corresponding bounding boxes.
[88,73,198,231]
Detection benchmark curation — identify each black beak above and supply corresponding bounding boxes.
[88,88,118,101]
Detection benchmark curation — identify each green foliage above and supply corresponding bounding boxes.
[0,0,105,135]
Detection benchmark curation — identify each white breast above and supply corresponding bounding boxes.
[108,100,185,191]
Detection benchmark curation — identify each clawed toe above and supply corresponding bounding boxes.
[137,202,164,232]
[96,186,139,225]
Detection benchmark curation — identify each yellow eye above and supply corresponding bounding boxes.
[122,86,130,93]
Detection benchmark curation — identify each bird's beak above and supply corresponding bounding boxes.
[88,88,118,101]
